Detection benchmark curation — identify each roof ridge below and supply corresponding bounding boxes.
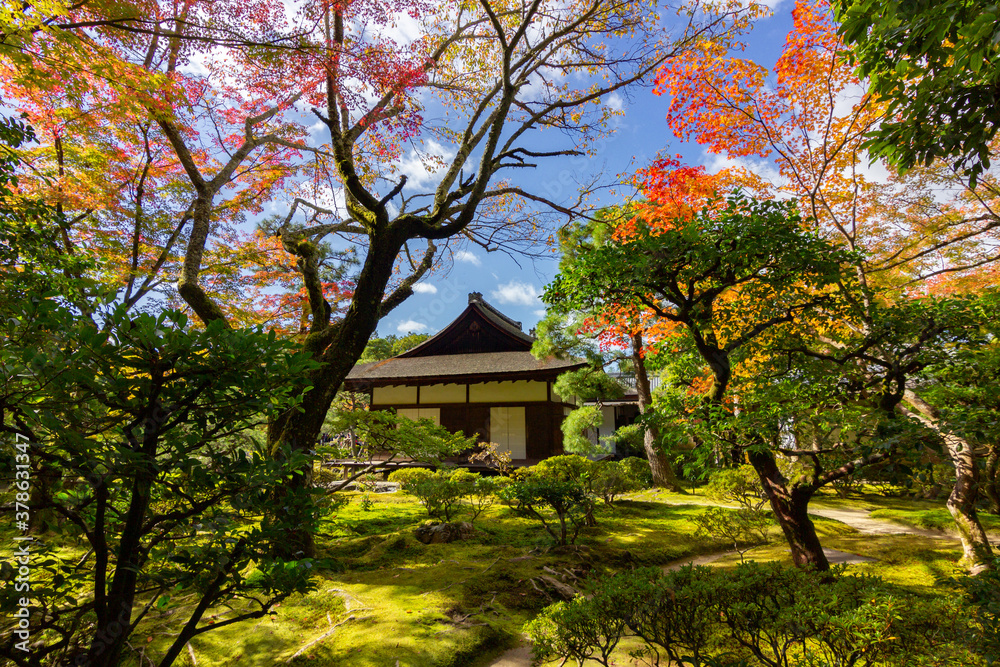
[474,299,527,335]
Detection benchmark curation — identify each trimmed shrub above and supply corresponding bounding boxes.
[591,460,631,504]
[499,476,590,545]
[405,471,469,521]
[387,467,435,489]
[532,454,597,482]
[525,562,967,667]
[524,594,627,667]
[618,456,654,490]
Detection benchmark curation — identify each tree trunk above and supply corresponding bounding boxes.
[265,229,410,558]
[985,445,1000,516]
[27,459,59,534]
[87,411,161,665]
[747,450,830,572]
[946,434,994,574]
[631,333,685,492]
[903,390,993,574]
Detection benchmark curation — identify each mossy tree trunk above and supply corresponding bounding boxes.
[904,390,994,574]
[632,333,685,492]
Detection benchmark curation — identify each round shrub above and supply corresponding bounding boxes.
[618,456,654,490]
[387,467,435,489]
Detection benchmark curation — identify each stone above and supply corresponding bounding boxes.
[414,521,476,544]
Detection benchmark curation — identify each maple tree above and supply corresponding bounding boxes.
[534,204,686,490]
[653,0,1000,573]
[545,191,857,569]
[1,0,763,554]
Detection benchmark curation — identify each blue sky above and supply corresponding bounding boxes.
[379,3,798,339]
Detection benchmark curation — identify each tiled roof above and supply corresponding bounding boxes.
[345,351,584,386]
[397,294,534,357]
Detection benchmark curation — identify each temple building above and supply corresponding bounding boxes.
[344,293,585,464]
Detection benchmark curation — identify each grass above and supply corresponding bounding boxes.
[4,483,992,667]
[152,491,730,667]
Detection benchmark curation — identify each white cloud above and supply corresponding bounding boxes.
[534,309,547,318]
[491,280,540,306]
[412,282,438,294]
[397,139,457,190]
[704,150,786,191]
[397,319,428,333]
[455,250,482,266]
[605,92,624,112]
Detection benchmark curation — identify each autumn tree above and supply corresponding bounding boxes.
[535,205,687,490]
[1,0,762,554]
[545,192,856,569]
[654,0,1000,572]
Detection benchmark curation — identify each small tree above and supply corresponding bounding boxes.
[321,408,475,491]
[562,405,610,457]
[692,507,770,562]
[500,477,590,546]
[0,300,321,667]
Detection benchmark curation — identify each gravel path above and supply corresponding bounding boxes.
[808,506,950,538]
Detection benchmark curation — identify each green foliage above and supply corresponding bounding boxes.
[618,456,655,489]
[404,470,472,522]
[387,467,435,488]
[0,297,324,665]
[499,476,590,546]
[692,506,771,561]
[553,367,626,404]
[561,405,610,456]
[528,562,967,667]
[466,475,501,522]
[833,0,1000,185]
[950,557,1000,665]
[589,460,632,505]
[524,593,627,667]
[358,333,430,363]
[532,454,597,482]
[322,409,475,470]
[395,469,503,523]
[705,466,766,512]
[609,424,646,459]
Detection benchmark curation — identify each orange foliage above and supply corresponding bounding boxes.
[653,0,1000,294]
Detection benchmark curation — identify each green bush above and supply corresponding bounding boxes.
[387,467,435,489]
[526,562,969,667]
[704,466,766,511]
[590,460,631,504]
[532,454,597,482]
[618,456,654,490]
[692,506,770,560]
[529,455,601,526]
[467,475,501,522]
[404,471,469,521]
[609,424,646,459]
[499,476,590,545]
[524,594,626,667]
[952,557,1000,665]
